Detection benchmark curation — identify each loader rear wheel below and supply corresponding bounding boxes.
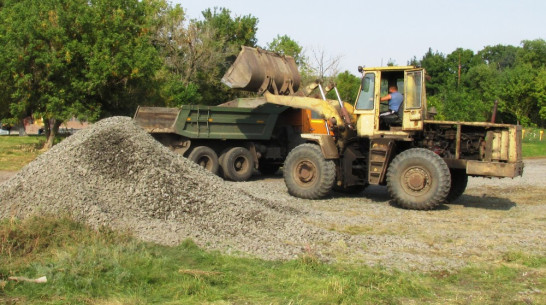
[283,144,335,199]
[386,148,451,210]
[188,146,219,175]
[446,169,468,203]
[221,147,254,181]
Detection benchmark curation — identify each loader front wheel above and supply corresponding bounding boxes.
[221,147,254,181]
[283,144,336,199]
[188,146,219,175]
[387,148,451,210]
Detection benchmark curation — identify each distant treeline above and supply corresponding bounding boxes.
[409,41,546,126]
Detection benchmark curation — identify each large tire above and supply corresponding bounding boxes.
[283,144,336,199]
[386,148,451,210]
[221,147,254,181]
[188,146,219,175]
[446,169,468,203]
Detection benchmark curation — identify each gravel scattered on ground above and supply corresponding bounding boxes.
[1,118,544,272]
[0,117,346,260]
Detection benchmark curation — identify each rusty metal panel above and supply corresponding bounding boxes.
[368,139,394,185]
[484,130,494,161]
[467,160,524,178]
[222,46,301,95]
[509,125,523,162]
[133,106,178,133]
[491,130,501,161]
[500,130,509,160]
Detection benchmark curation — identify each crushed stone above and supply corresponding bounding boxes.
[0,117,347,260]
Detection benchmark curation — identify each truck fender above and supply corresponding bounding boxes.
[300,134,339,159]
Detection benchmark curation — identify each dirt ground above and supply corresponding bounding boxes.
[1,158,544,271]
[230,158,546,270]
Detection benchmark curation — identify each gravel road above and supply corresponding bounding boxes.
[230,159,546,271]
[0,117,544,272]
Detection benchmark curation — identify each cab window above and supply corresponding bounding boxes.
[405,71,422,109]
[355,73,375,110]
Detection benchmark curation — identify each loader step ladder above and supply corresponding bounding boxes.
[368,140,394,185]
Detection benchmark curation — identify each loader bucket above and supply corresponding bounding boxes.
[222,46,301,95]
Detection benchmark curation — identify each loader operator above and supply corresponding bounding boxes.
[379,85,403,116]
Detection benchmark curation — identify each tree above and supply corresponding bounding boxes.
[518,39,546,69]
[153,4,226,106]
[307,47,342,81]
[194,7,259,104]
[327,71,360,103]
[266,34,305,66]
[415,48,448,96]
[0,0,163,147]
[477,44,518,70]
[200,7,258,49]
[498,64,538,126]
[445,48,478,88]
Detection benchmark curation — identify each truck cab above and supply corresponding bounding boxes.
[354,66,425,137]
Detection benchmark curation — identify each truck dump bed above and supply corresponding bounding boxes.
[134,101,288,140]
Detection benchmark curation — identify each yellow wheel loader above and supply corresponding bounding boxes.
[223,47,524,210]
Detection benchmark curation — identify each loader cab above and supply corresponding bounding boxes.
[353,66,426,137]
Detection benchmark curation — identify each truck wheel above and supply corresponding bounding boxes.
[188,146,219,175]
[221,147,254,181]
[283,144,335,199]
[446,169,468,203]
[386,148,451,210]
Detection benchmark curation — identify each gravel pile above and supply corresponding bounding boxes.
[0,117,345,260]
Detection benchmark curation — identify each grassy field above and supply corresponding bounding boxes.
[522,128,546,158]
[1,216,544,304]
[0,132,545,304]
[0,136,44,171]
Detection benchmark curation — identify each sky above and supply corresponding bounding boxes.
[171,0,545,74]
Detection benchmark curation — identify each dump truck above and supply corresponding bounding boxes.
[223,46,524,210]
[135,48,337,181]
[134,97,330,181]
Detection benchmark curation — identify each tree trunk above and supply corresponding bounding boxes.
[43,118,62,149]
[18,118,26,136]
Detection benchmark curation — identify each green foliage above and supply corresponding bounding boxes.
[326,71,361,103]
[177,7,260,105]
[416,39,546,127]
[200,7,258,49]
[266,34,305,66]
[0,0,163,146]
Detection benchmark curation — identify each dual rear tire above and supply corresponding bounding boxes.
[220,147,255,181]
[187,146,254,181]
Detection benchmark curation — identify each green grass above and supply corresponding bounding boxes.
[522,128,546,158]
[0,136,45,171]
[0,216,544,304]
